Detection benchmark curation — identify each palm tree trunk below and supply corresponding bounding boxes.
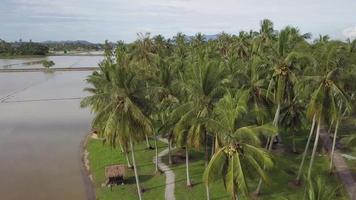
[327,119,334,134]
[125,151,132,168]
[129,136,143,200]
[232,190,237,200]
[168,137,172,165]
[211,135,215,156]
[205,181,210,200]
[118,138,125,153]
[330,103,345,172]
[255,137,272,195]
[255,175,263,195]
[215,135,220,153]
[154,132,159,173]
[274,104,281,143]
[292,131,297,153]
[296,115,316,182]
[185,146,191,187]
[145,134,151,149]
[307,117,321,180]
[329,119,340,172]
[273,104,281,126]
[204,131,210,200]
[118,138,132,167]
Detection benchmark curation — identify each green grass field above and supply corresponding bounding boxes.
[86,138,167,200]
[161,129,349,200]
[86,135,348,200]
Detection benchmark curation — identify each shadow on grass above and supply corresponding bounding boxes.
[134,145,166,152]
[121,174,155,185]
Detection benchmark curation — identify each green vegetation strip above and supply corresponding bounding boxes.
[161,148,348,200]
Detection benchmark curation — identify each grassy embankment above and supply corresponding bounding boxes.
[86,138,167,200]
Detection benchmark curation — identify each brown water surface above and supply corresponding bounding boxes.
[0,71,93,200]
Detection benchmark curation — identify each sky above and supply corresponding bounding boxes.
[1,0,356,43]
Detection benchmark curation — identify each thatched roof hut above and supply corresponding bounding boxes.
[105,164,126,178]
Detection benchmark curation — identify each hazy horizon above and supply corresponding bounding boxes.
[1,0,356,43]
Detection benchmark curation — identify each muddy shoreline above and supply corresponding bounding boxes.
[80,132,96,200]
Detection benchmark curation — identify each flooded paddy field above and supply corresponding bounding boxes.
[0,55,103,69]
[0,71,94,200]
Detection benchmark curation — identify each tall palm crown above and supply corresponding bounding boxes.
[307,69,349,122]
[174,54,225,148]
[81,57,153,146]
[231,56,272,124]
[267,27,311,105]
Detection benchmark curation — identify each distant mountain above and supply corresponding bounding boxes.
[41,40,98,45]
[204,34,219,40]
[186,34,219,41]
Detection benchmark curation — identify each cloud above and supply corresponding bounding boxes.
[2,0,356,42]
[343,26,356,39]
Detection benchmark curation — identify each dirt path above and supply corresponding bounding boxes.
[153,138,176,200]
[320,126,356,200]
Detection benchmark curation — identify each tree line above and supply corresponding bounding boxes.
[81,19,356,200]
[0,39,49,56]
[44,41,102,53]
[0,39,103,56]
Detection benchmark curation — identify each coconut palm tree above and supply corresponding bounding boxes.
[204,92,275,200]
[257,19,276,51]
[295,41,349,182]
[155,104,178,165]
[283,177,339,200]
[153,34,169,57]
[216,32,233,58]
[295,114,317,183]
[81,59,152,200]
[256,27,311,192]
[236,56,272,124]
[172,101,195,187]
[295,40,351,179]
[173,54,226,199]
[229,31,252,60]
[304,177,339,200]
[130,33,158,149]
[329,100,350,172]
[149,51,181,166]
[280,98,305,153]
[346,38,356,53]
[267,27,310,144]
[103,40,114,63]
[315,34,330,44]
[305,69,348,180]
